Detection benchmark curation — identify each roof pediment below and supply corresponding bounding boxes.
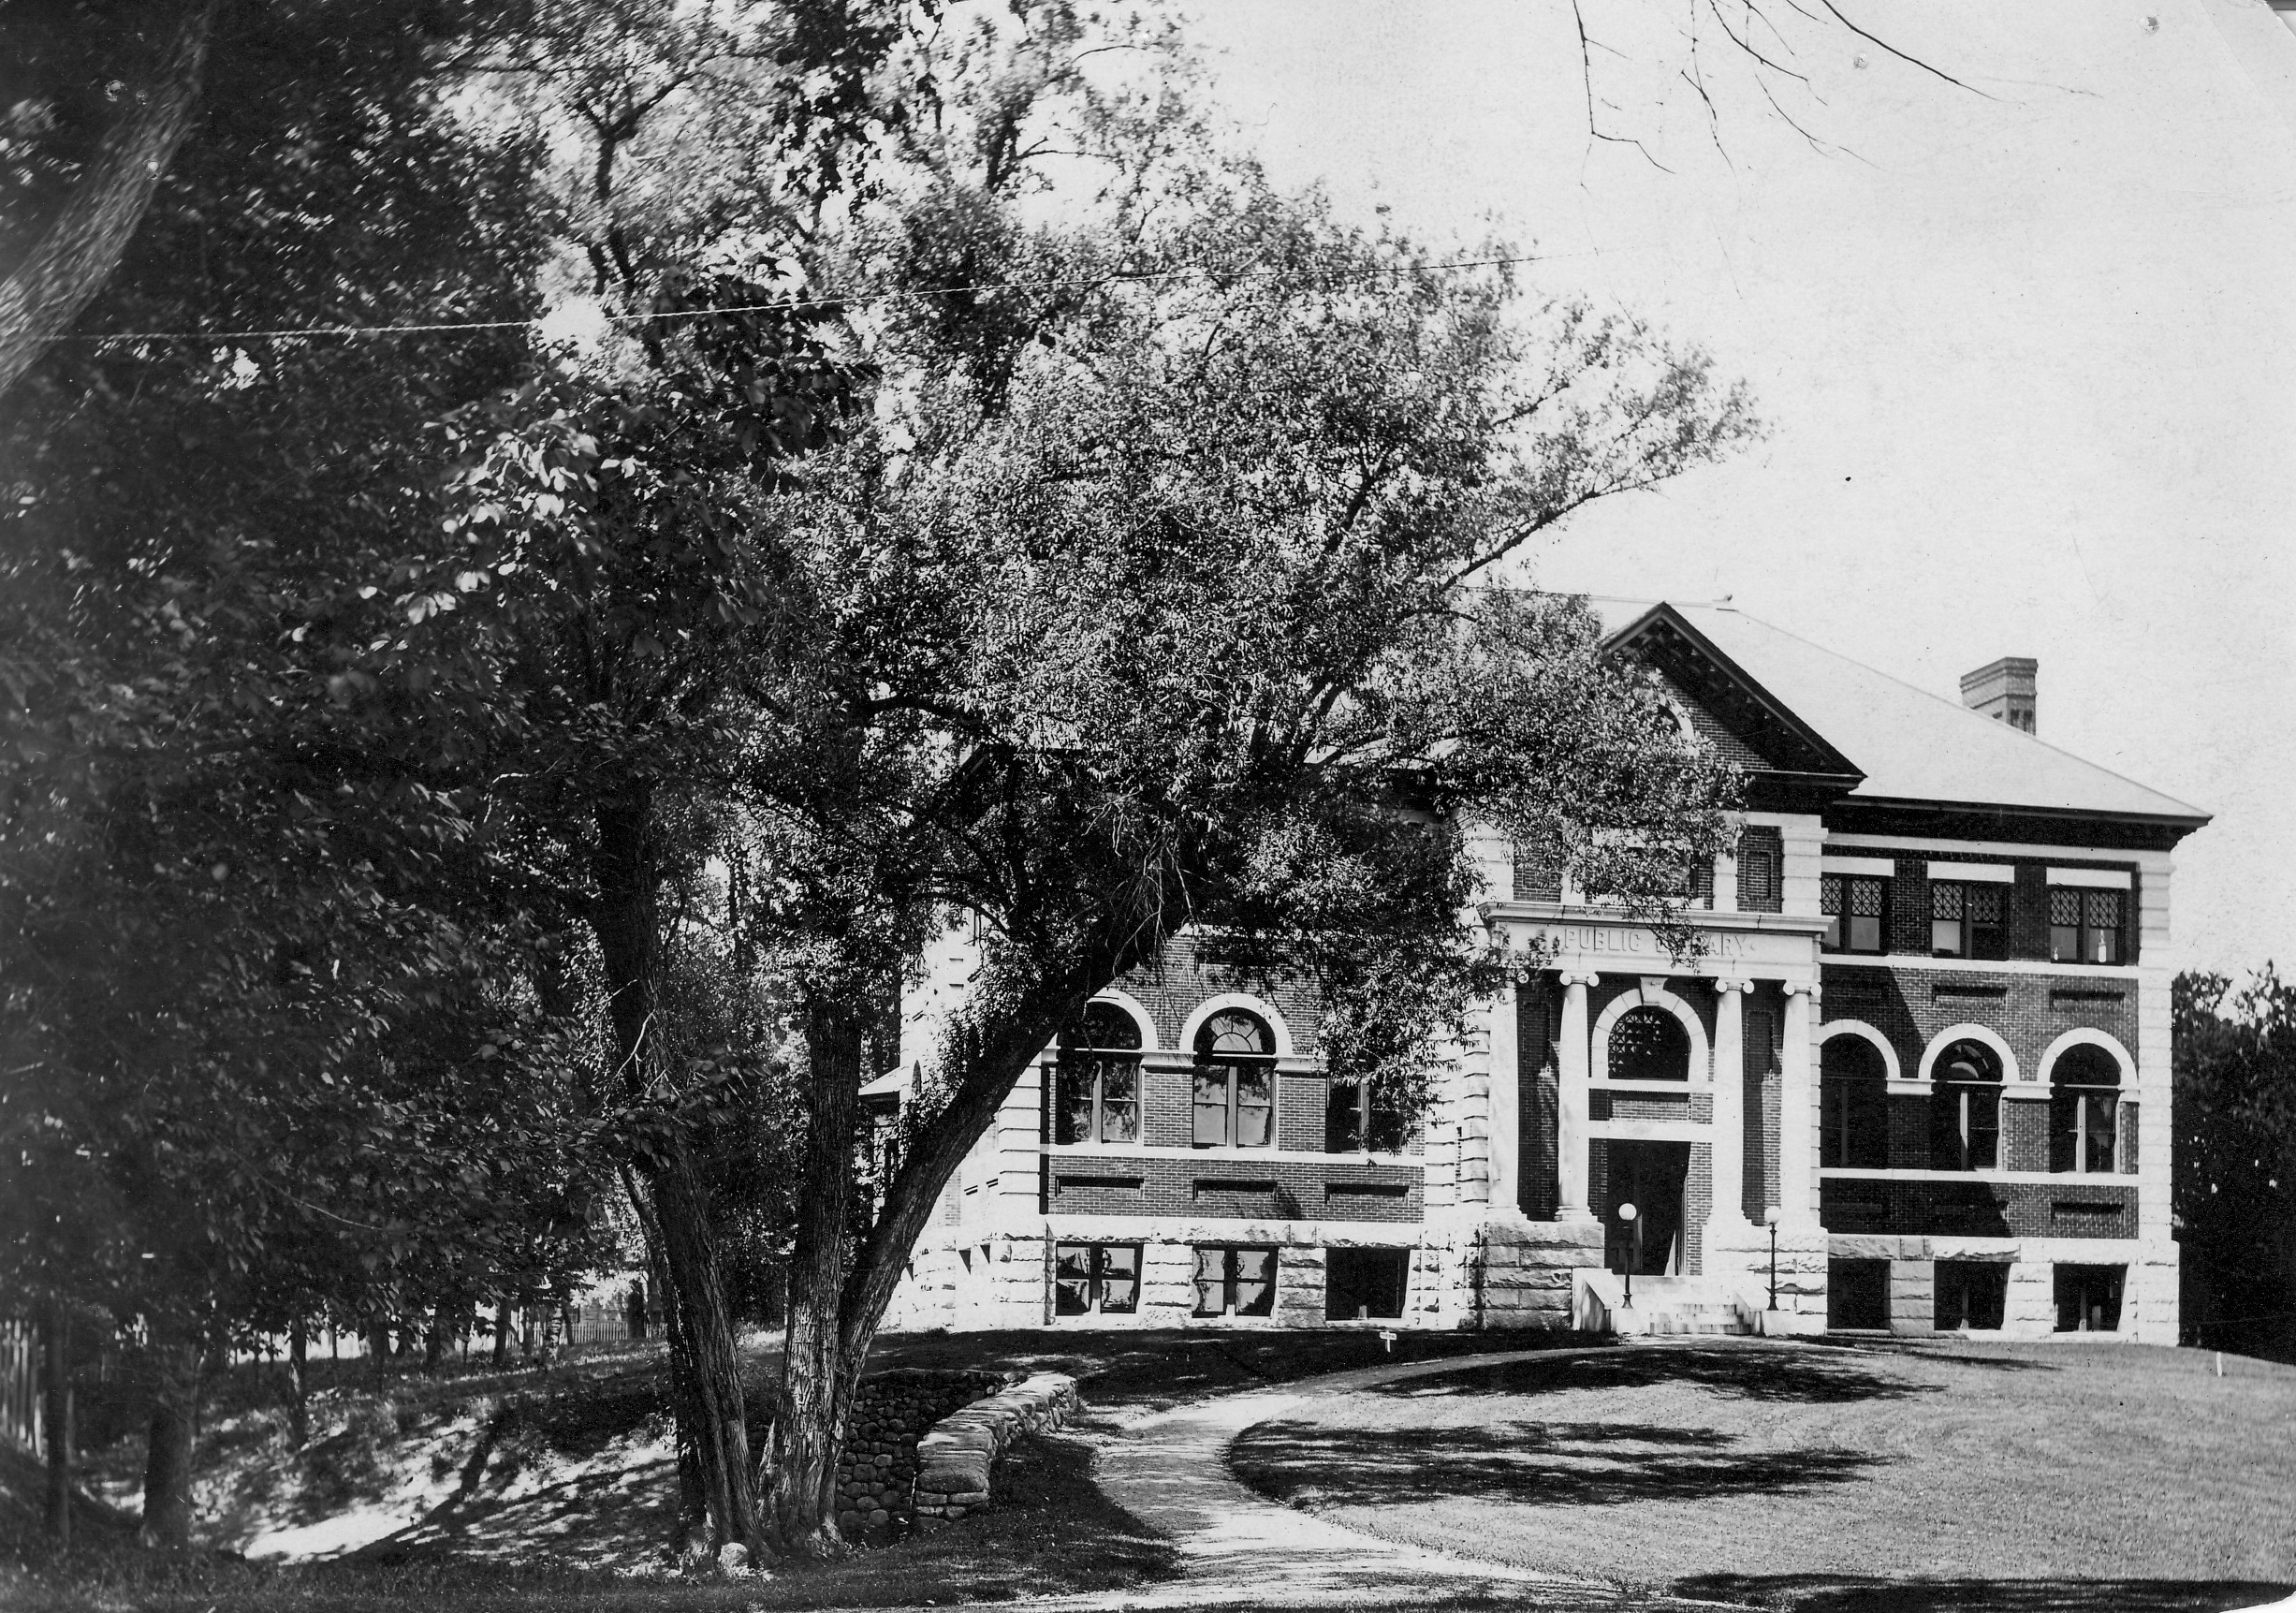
[1604,603,1865,791]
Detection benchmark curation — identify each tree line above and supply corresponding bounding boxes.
[3,0,1755,1560]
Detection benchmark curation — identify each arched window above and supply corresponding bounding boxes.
[1821,1035,1889,1169]
[2050,1044,2121,1174]
[1930,1039,2003,1171]
[1610,1006,1691,1082]
[1054,1003,1142,1146]
[1193,1008,1276,1149]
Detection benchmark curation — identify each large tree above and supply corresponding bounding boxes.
[2175,967,2296,1362]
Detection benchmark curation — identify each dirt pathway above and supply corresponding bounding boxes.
[1046,1350,1622,1610]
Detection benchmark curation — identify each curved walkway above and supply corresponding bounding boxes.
[1056,1349,1620,1610]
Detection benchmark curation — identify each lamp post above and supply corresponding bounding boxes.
[1618,1201,1639,1311]
[1763,1204,1783,1312]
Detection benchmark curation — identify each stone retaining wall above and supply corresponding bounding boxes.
[834,1368,1014,1542]
[912,1371,1082,1526]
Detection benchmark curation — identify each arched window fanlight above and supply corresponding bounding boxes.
[1821,1035,1889,1169]
[1610,1006,1691,1083]
[1932,1038,2003,1171]
[1193,1008,1275,1149]
[2051,1043,2122,1175]
[1054,1003,1143,1145]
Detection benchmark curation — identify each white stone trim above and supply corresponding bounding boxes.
[2036,1026,2136,1087]
[1177,992,1295,1059]
[1823,955,2136,980]
[1821,855,1898,877]
[1818,1018,1902,1081]
[1826,831,2172,876]
[1928,861,2016,884]
[1590,985,1711,1085]
[1916,1023,2022,1085]
[2047,866,2133,889]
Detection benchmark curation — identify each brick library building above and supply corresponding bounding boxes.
[873,600,2207,1342]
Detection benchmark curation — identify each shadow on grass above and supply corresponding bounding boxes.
[1673,1573,2293,1613]
[1234,1418,1883,1509]
[1378,1341,1935,1404]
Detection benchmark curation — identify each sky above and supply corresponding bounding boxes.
[1190,0,2296,977]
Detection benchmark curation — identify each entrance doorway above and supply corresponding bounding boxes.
[1603,1141,1690,1275]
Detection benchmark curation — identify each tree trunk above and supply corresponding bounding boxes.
[139,1339,201,1549]
[588,791,760,1557]
[0,0,218,401]
[41,1300,69,1548]
[624,1165,709,1550]
[491,1300,513,1369]
[423,1306,446,1376]
[366,1319,390,1381]
[286,1318,309,1447]
[766,1005,869,1559]
[638,1143,760,1558]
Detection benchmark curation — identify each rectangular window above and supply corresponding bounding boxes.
[1194,1065,1277,1149]
[1053,1242,1140,1316]
[1930,881,2005,960]
[2051,1090,2118,1174]
[1324,1248,1409,1320]
[1823,874,1889,953]
[1192,1246,1277,1317]
[1934,1260,2008,1330]
[1192,1070,1231,1148]
[1056,1057,1140,1145]
[1934,1084,2000,1171]
[2050,886,2125,964]
[1326,1079,1410,1153]
[2054,1263,2126,1332]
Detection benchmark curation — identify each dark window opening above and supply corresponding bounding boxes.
[1822,873,1889,954]
[1935,1260,2008,1330]
[1326,1078,1410,1153]
[1192,1009,1276,1149]
[1054,1002,1143,1146]
[1192,1245,1276,1317]
[2050,886,2126,964]
[1053,1242,1140,1316]
[1827,1258,1891,1330]
[1931,1039,2003,1171]
[1821,1035,1890,1169]
[2050,1044,2122,1174]
[1930,880,2006,960]
[1610,1005,1691,1082]
[1324,1248,1409,1320]
[2054,1263,2125,1332]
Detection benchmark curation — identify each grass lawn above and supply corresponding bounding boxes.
[1229,1337,2296,1613]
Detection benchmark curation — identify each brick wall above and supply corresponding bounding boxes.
[1820,1179,2136,1239]
[1113,934,1326,1053]
[1821,964,2136,1083]
[1040,1154,1423,1220]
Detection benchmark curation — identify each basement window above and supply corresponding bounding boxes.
[1192,1246,1276,1317]
[1934,1261,2007,1330]
[1325,1248,1409,1320]
[1053,1242,1140,1316]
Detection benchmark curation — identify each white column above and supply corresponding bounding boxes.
[1780,981,1819,1228]
[1708,979,1753,1233]
[1488,985,1519,1214]
[1557,971,1598,1223]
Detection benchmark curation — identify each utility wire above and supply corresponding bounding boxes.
[54,250,1564,348]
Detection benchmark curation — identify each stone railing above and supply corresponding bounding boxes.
[911,1371,1082,1526]
[833,1368,1014,1542]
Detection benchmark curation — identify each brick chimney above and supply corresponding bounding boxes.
[1960,657,2037,734]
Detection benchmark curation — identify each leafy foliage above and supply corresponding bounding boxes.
[2175,966,2296,1361]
